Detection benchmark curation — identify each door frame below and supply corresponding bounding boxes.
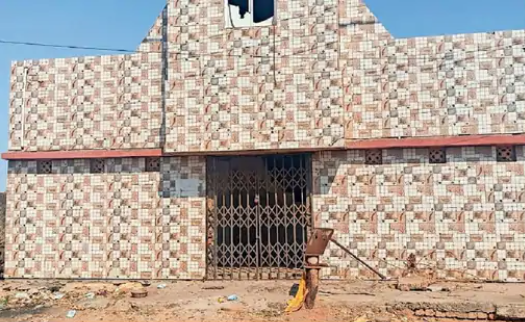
[205,153,313,280]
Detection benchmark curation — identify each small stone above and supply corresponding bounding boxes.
[113,300,132,312]
[227,294,238,301]
[427,284,450,292]
[77,298,110,310]
[117,282,143,293]
[457,312,470,319]
[477,312,488,319]
[15,292,30,300]
[29,289,40,296]
[48,284,62,293]
[66,310,77,318]
[427,285,444,292]
[131,289,148,298]
[396,276,429,291]
[414,309,425,316]
[374,315,391,322]
[496,305,525,319]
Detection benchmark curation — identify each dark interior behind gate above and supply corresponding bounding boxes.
[206,154,312,280]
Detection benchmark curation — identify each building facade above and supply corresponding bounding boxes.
[2,0,525,281]
[0,192,5,277]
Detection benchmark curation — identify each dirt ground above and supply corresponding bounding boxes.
[0,277,525,322]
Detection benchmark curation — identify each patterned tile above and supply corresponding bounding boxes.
[313,148,525,281]
[4,0,525,281]
[4,157,206,279]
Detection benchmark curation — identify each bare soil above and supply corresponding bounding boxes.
[0,278,524,322]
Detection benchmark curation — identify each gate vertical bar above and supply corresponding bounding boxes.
[205,158,209,280]
[274,156,280,279]
[264,157,271,280]
[238,177,242,280]
[256,162,262,280]
[283,156,289,278]
[248,174,252,280]
[205,157,216,280]
[305,154,313,243]
[230,163,234,280]
[212,158,219,280]
[213,159,218,280]
[221,179,226,280]
[292,155,298,269]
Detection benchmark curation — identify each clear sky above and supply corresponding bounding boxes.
[0,0,524,192]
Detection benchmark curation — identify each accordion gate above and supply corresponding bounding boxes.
[206,154,312,280]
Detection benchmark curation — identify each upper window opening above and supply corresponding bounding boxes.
[146,157,161,172]
[365,150,383,165]
[37,160,52,175]
[496,146,517,162]
[226,0,275,28]
[90,159,105,174]
[429,148,447,164]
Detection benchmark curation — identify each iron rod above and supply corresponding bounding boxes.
[294,156,301,268]
[264,157,271,279]
[330,238,387,280]
[283,156,289,277]
[229,165,233,280]
[238,174,242,280]
[212,159,218,280]
[276,156,280,279]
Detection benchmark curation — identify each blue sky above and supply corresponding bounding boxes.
[0,0,524,191]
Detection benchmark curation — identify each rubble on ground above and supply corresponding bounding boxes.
[0,280,150,312]
[0,279,524,322]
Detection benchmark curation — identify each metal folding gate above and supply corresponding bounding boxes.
[206,154,312,280]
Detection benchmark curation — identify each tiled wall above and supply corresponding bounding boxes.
[0,192,5,277]
[8,53,163,152]
[340,1,525,139]
[4,0,525,281]
[344,30,525,139]
[0,192,5,219]
[7,149,525,281]
[157,0,344,152]
[7,0,525,153]
[4,157,206,279]
[313,147,525,282]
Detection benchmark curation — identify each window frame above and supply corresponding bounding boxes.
[145,157,161,173]
[365,149,383,165]
[37,160,52,175]
[496,146,517,162]
[225,0,276,29]
[90,159,106,174]
[429,147,447,164]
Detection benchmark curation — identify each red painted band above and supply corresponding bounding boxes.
[345,134,525,150]
[1,149,163,160]
[2,134,524,160]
